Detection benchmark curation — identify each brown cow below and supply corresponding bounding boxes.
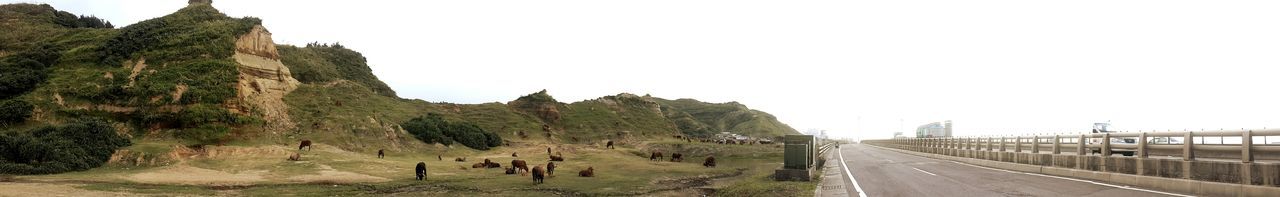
[670,153,683,162]
[287,153,301,161]
[511,160,530,175]
[649,151,664,161]
[482,159,501,168]
[505,167,517,174]
[438,155,442,161]
[377,149,385,159]
[472,163,486,168]
[703,156,716,168]
[532,165,546,184]
[547,147,552,155]
[606,140,615,149]
[455,157,467,162]
[549,155,564,162]
[578,167,594,177]
[298,140,312,151]
[512,152,519,157]
[546,162,556,177]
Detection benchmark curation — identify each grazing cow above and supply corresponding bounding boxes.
[649,151,664,161]
[299,140,312,151]
[378,149,385,159]
[606,140,615,149]
[511,160,530,175]
[546,162,556,176]
[455,157,467,162]
[532,166,546,184]
[287,153,301,161]
[512,152,519,157]
[505,167,517,174]
[670,153,683,162]
[416,162,428,180]
[703,156,716,168]
[578,167,594,177]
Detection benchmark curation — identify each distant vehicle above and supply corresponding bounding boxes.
[1148,137,1181,144]
[1088,122,1136,156]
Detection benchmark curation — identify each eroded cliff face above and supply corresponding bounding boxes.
[231,25,299,131]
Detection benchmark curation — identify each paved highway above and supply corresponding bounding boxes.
[829,144,1191,197]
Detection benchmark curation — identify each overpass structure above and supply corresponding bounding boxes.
[820,128,1280,197]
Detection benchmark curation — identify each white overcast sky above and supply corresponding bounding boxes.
[13,0,1280,140]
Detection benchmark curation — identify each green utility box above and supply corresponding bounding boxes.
[783,135,815,169]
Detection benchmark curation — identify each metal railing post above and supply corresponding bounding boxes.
[1137,132,1147,158]
[1101,133,1111,156]
[1183,132,1195,161]
[987,137,994,151]
[1031,135,1040,154]
[1014,136,1022,153]
[1243,130,1253,163]
[1077,134,1086,155]
[999,136,1006,152]
[1052,135,1061,154]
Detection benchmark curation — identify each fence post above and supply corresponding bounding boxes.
[1052,135,1061,154]
[1101,133,1111,156]
[1137,132,1148,158]
[1077,134,1086,155]
[1032,135,1040,154]
[1183,132,1194,161]
[1243,130,1253,163]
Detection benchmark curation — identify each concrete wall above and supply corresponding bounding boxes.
[865,141,1280,197]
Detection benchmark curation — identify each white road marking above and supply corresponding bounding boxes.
[838,146,869,197]
[911,167,937,176]
[947,159,1195,197]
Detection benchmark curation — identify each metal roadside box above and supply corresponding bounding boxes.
[784,135,815,169]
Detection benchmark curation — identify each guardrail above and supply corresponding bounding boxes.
[879,128,1280,162]
[861,128,1280,193]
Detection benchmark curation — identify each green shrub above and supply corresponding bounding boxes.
[0,100,33,125]
[402,113,501,150]
[0,119,132,175]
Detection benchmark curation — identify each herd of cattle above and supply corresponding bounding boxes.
[292,139,720,184]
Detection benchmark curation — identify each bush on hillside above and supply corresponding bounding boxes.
[402,113,502,150]
[0,100,33,125]
[0,119,132,175]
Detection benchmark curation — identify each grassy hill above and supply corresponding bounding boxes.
[0,2,799,174]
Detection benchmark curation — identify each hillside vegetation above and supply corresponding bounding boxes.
[0,2,799,176]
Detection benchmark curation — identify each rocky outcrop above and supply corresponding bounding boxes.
[231,25,299,131]
[508,90,562,125]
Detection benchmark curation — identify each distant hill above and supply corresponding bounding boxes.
[0,2,800,154]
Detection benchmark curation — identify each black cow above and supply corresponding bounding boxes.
[416,162,427,180]
[299,140,312,151]
[378,149,385,159]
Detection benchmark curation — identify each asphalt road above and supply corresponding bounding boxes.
[833,144,1189,197]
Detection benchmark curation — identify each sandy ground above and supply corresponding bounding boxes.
[0,182,129,197]
[286,163,388,183]
[128,165,268,185]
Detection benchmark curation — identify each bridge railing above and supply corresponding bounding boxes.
[874,128,1280,163]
